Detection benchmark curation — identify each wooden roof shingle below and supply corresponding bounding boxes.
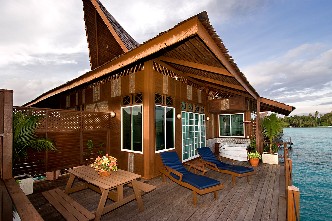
[82,0,139,69]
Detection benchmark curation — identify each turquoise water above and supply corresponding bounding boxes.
[283,128,332,221]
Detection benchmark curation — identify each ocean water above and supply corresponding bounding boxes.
[283,128,332,221]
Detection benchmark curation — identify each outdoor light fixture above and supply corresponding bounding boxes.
[206,116,210,121]
[110,111,116,118]
[177,113,182,119]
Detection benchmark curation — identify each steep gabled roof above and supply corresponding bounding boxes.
[96,0,139,51]
[25,8,295,115]
[82,0,139,69]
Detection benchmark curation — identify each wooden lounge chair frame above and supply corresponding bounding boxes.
[199,157,256,186]
[160,165,224,205]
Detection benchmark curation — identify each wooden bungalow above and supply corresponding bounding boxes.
[24,0,294,179]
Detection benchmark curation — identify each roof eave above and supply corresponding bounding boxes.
[24,16,201,107]
[260,97,295,116]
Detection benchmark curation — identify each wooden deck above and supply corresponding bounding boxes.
[28,161,286,221]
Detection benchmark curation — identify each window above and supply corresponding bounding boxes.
[121,105,143,153]
[182,111,206,161]
[155,106,175,152]
[219,113,244,137]
[134,93,143,104]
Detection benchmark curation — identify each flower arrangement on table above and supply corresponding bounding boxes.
[91,154,118,176]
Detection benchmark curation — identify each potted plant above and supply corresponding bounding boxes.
[261,113,284,164]
[248,151,261,167]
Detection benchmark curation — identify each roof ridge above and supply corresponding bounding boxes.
[95,0,139,51]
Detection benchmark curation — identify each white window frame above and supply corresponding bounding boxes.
[155,105,175,153]
[181,111,206,162]
[121,105,143,154]
[218,113,245,138]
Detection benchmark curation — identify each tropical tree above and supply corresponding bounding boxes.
[262,113,284,153]
[13,112,56,161]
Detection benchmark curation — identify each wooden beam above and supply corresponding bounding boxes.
[159,56,233,77]
[196,22,259,100]
[90,0,128,52]
[155,60,249,98]
[185,72,246,92]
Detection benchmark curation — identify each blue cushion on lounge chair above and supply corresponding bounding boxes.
[198,147,254,174]
[160,151,221,189]
[182,173,220,190]
[160,151,189,175]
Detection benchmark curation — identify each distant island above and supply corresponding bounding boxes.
[282,111,332,127]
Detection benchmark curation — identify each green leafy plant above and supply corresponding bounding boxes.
[84,140,105,164]
[247,137,257,153]
[248,151,261,159]
[13,112,56,161]
[262,113,284,154]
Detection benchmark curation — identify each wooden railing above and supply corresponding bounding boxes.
[284,146,300,221]
[2,178,43,221]
[287,185,300,221]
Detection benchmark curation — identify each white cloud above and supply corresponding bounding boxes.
[1,0,330,116]
[0,0,268,106]
[0,0,88,67]
[243,44,332,115]
[102,0,267,43]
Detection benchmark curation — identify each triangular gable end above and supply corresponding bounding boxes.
[82,0,139,70]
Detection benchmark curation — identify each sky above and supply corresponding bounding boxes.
[1,0,332,116]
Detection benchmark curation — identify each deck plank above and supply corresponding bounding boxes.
[28,162,286,221]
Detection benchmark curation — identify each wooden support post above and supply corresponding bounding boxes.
[106,129,111,155]
[285,158,292,197]
[284,142,288,163]
[45,110,49,172]
[142,61,155,179]
[255,97,262,153]
[79,111,83,164]
[287,185,300,221]
[0,89,13,179]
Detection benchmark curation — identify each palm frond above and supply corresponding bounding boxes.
[13,112,55,161]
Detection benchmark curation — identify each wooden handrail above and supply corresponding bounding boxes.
[284,143,289,163]
[4,178,43,221]
[285,158,292,196]
[287,185,300,221]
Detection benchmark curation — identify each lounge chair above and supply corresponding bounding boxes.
[160,151,224,205]
[197,147,255,186]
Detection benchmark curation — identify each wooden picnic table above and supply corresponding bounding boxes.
[64,165,152,221]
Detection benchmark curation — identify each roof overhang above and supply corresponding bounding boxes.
[260,97,295,116]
